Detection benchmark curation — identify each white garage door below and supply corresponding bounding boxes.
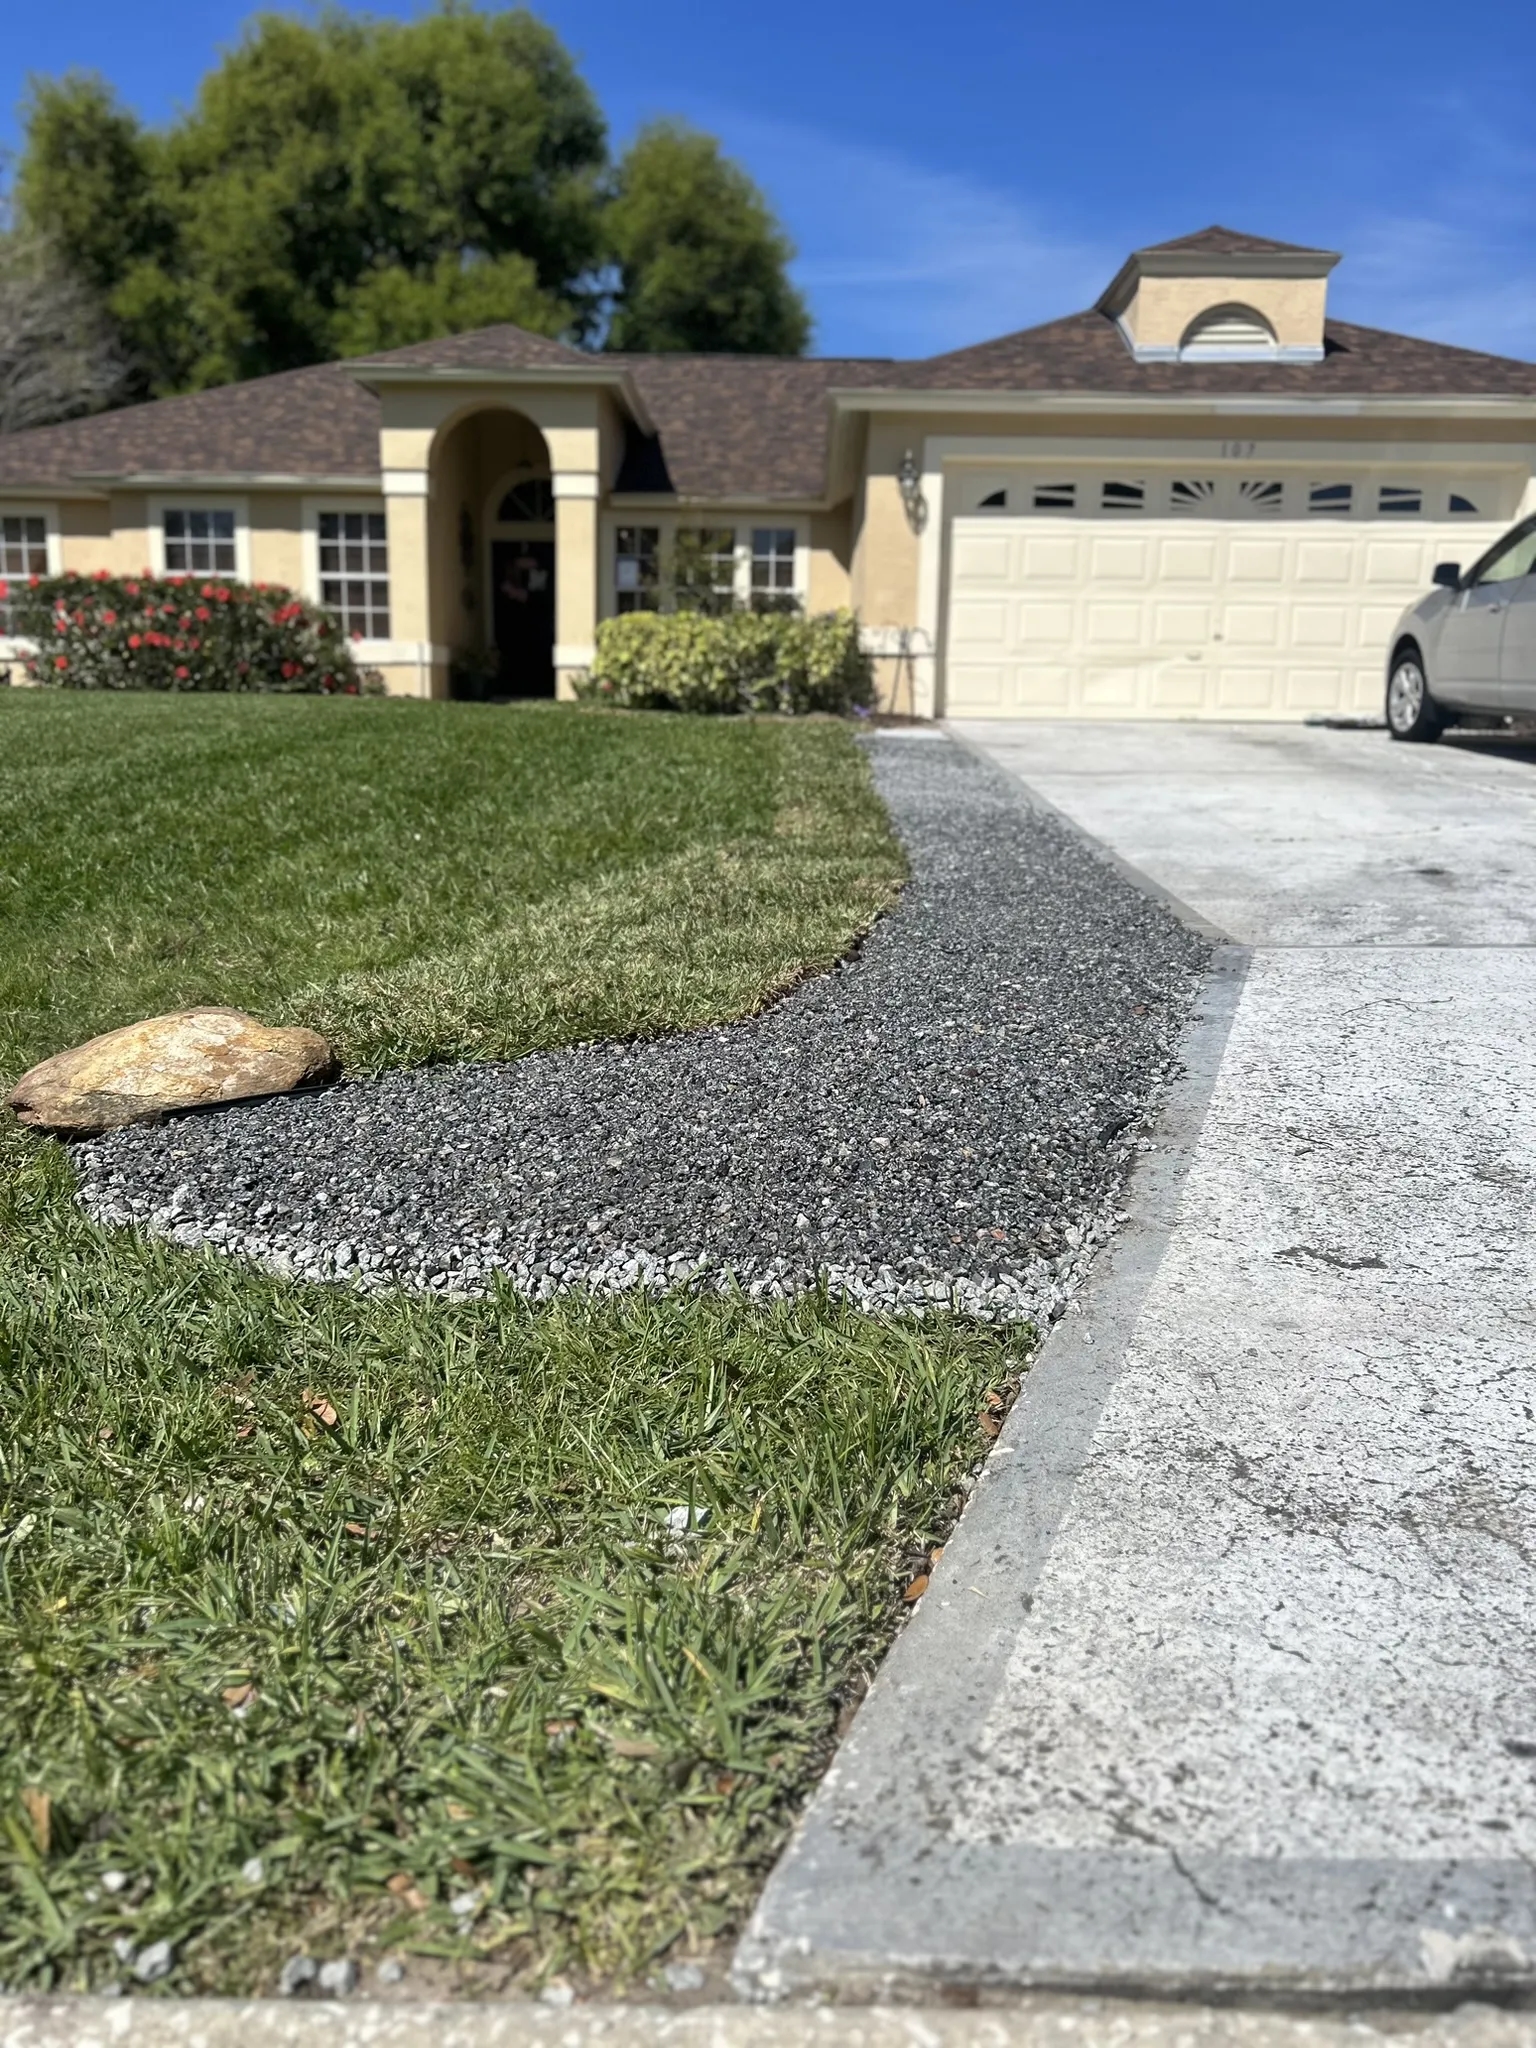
[942,469,1517,719]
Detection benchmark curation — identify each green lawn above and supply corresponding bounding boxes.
[0,693,1028,1997]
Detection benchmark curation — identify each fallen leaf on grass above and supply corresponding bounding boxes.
[20,1788,50,1855]
[445,1801,473,1822]
[386,1873,429,1912]
[343,1521,379,1539]
[978,1412,1002,1439]
[302,1391,339,1428]
[607,1736,662,1760]
[450,1856,478,1881]
[97,1426,114,1442]
[902,1574,930,1604]
[543,1720,578,1745]
[222,1683,258,1715]
[235,1423,255,1440]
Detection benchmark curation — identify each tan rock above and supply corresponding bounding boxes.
[8,1007,338,1135]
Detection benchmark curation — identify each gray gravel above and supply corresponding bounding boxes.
[78,733,1208,1323]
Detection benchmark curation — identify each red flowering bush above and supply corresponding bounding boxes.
[4,570,382,694]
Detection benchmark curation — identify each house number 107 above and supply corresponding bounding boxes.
[1221,440,1257,458]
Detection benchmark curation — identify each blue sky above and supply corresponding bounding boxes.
[4,0,1535,362]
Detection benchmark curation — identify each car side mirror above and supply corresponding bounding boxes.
[1432,562,1462,589]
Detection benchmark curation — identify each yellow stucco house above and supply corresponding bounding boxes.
[6,224,1536,722]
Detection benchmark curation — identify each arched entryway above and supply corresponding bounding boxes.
[429,406,555,699]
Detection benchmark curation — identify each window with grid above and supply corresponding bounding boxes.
[751,527,798,611]
[318,511,390,638]
[0,514,48,633]
[675,527,736,612]
[163,507,237,574]
[615,526,660,612]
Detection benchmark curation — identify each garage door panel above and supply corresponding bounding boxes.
[1088,537,1148,579]
[1086,602,1142,646]
[1159,538,1218,580]
[1082,665,1139,707]
[1019,601,1074,644]
[1152,666,1209,708]
[1016,665,1072,707]
[1292,606,1350,650]
[1223,605,1281,647]
[1228,540,1286,582]
[1154,603,1210,646]
[1217,667,1278,709]
[950,599,1009,647]
[1021,537,1082,578]
[1297,541,1354,583]
[1285,668,1346,710]
[948,663,1005,706]
[1364,541,1423,582]
[951,534,1011,581]
[942,506,1513,720]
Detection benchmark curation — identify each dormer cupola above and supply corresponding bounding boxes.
[1097,226,1341,366]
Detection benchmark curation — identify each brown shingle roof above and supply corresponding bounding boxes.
[617,354,891,499]
[0,362,380,488]
[4,299,1536,507]
[350,324,593,371]
[876,309,1536,398]
[1139,224,1334,258]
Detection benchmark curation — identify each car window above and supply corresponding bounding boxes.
[1473,525,1536,584]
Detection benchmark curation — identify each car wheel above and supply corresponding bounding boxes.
[1386,652,1445,743]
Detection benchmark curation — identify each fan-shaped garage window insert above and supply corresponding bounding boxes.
[497,478,555,523]
[1449,493,1479,515]
[1178,304,1278,359]
[1171,479,1217,510]
[1239,479,1284,513]
[978,489,1008,509]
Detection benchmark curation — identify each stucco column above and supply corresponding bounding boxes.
[382,469,436,699]
[552,471,599,702]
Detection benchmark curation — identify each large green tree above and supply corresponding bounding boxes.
[604,122,811,356]
[14,6,809,401]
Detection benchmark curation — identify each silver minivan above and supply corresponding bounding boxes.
[1386,515,1536,740]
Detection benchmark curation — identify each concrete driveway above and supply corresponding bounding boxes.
[739,721,1536,2003]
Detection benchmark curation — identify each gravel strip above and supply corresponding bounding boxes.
[78,734,1209,1323]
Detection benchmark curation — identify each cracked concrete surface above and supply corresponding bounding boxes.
[736,723,1536,2003]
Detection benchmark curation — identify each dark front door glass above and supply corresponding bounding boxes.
[492,539,555,698]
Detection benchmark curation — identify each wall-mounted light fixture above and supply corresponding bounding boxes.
[896,448,927,533]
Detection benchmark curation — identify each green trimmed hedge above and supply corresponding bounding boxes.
[580,607,873,715]
[5,571,376,694]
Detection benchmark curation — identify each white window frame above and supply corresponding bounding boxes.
[301,496,396,657]
[0,503,61,660]
[600,514,809,618]
[149,495,250,582]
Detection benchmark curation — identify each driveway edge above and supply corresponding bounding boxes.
[731,941,1253,2002]
[5,1998,1536,2048]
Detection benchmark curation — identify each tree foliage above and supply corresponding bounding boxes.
[15,7,810,392]
[0,233,132,432]
[604,123,811,357]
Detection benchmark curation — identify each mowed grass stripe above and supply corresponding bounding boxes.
[0,694,1025,1994]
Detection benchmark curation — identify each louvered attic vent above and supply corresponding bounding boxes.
[1179,304,1278,359]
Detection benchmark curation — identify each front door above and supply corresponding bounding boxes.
[492,539,555,698]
